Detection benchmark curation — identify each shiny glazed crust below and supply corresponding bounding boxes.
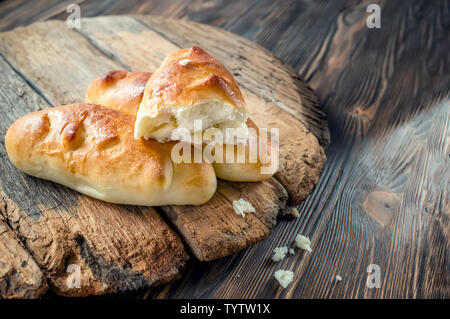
[5,104,217,205]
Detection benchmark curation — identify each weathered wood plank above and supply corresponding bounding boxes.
[0,22,120,106]
[162,178,287,261]
[281,0,450,299]
[0,52,51,299]
[0,199,48,299]
[0,42,188,297]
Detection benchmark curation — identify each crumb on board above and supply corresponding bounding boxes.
[289,248,295,255]
[274,270,294,288]
[232,199,255,218]
[336,275,342,282]
[272,246,288,262]
[290,207,300,218]
[295,234,312,253]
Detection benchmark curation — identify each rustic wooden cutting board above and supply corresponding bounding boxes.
[0,15,329,297]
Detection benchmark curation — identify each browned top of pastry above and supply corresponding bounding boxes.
[86,70,152,117]
[143,46,246,110]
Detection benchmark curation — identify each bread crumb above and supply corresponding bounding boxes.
[272,246,288,262]
[290,207,300,218]
[336,275,342,281]
[295,234,312,253]
[178,59,190,66]
[289,248,295,255]
[233,199,255,218]
[274,270,294,288]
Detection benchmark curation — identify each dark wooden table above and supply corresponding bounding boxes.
[0,0,448,299]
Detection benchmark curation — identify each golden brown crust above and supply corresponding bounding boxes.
[5,104,217,205]
[86,70,152,117]
[211,118,278,182]
[144,46,246,110]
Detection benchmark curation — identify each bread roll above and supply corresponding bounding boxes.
[5,104,217,205]
[211,118,278,182]
[135,46,249,144]
[86,70,277,181]
[86,70,151,117]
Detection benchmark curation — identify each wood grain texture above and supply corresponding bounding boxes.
[162,178,287,261]
[0,0,81,31]
[0,201,48,299]
[1,0,449,298]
